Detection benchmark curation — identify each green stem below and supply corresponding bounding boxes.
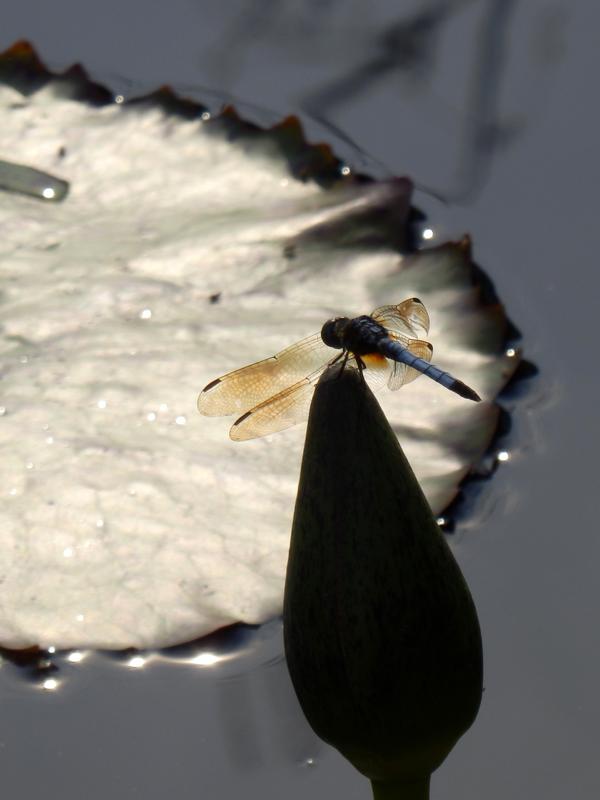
[371,776,430,800]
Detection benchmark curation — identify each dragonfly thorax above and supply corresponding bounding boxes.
[321,315,388,355]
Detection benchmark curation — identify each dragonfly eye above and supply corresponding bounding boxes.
[321,317,348,349]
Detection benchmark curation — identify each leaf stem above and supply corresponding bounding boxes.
[371,776,430,800]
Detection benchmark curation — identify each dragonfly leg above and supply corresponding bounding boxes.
[355,355,367,383]
[323,351,344,380]
[330,351,349,380]
[331,350,365,382]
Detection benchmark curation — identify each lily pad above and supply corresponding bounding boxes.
[0,43,519,651]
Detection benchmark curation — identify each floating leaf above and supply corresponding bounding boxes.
[0,43,519,650]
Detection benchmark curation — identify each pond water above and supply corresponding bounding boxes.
[1,2,598,798]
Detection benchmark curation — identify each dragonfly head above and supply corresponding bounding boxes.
[321,317,350,350]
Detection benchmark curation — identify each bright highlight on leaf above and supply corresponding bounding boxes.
[0,43,519,651]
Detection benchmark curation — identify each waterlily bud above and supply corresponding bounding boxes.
[284,367,482,797]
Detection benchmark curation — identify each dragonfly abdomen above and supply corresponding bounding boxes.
[378,338,481,402]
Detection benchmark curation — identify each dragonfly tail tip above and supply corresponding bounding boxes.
[452,380,481,402]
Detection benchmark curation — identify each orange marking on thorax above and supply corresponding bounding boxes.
[361,353,387,367]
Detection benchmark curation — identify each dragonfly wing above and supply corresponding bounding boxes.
[198,332,331,416]
[387,338,433,390]
[229,368,325,441]
[371,297,430,340]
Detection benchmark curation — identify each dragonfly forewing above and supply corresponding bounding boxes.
[198,332,331,416]
[229,353,392,440]
[230,370,325,441]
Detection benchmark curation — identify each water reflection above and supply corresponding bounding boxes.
[0,620,283,686]
[66,651,86,664]
[189,651,222,666]
[0,620,322,783]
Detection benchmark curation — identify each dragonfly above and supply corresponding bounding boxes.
[198,298,481,441]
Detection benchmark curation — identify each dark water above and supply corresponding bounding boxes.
[1,2,598,797]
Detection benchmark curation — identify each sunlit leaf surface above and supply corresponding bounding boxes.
[0,44,518,650]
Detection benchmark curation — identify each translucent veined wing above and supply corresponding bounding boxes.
[198,332,332,417]
[371,297,430,341]
[386,338,433,390]
[229,353,389,440]
[230,365,326,441]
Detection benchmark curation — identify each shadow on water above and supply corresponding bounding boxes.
[293,0,561,205]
